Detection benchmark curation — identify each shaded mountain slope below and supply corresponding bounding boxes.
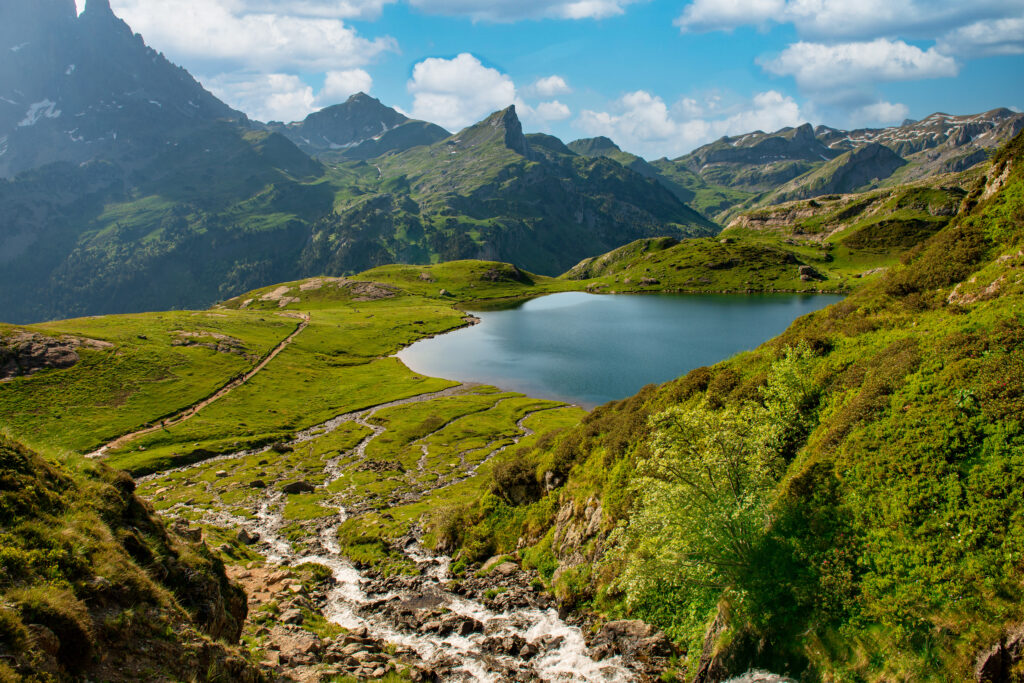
[0,0,243,177]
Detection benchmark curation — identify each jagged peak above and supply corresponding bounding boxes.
[458,106,530,157]
[83,0,114,16]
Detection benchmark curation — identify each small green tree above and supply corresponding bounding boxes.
[615,345,818,641]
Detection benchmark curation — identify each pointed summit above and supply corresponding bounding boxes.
[83,0,113,16]
[459,106,531,157]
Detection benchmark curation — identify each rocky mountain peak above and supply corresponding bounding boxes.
[567,136,622,156]
[491,106,531,157]
[793,123,815,143]
[83,0,114,16]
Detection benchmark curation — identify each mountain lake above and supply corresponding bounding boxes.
[397,291,845,408]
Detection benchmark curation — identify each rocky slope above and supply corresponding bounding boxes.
[267,93,450,162]
[0,436,262,682]
[561,165,979,295]
[306,106,719,277]
[0,0,244,177]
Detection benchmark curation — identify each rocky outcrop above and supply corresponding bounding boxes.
[0,330,112,380]
[975,626,1024,682]
[588,620,675,671]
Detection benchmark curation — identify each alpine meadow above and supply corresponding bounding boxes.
[2,1,1024,682]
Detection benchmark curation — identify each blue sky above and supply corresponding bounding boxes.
[87,0,1024,158]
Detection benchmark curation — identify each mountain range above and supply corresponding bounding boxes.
[1,0,1021,324]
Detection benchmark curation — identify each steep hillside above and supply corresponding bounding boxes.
[303,107,719,277]
[0,0,244,177]
[443,130,1024,680]
[0,436,260,682]
[562,167,979,294]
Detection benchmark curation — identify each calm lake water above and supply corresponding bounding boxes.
[398,292,843,408]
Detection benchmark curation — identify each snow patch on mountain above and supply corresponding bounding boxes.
[18,100,61,127]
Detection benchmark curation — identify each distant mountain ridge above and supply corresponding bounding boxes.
[570,108,1024,221]
[266,93,450,161]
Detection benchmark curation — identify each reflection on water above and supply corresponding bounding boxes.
[398,292,843,408]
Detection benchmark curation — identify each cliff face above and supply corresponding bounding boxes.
[0,436,262,682]
[0,0,243,177]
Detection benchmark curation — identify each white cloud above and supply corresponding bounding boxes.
[205,69,374,122]
[407,53,518,131]
[760,39,959,92]
[849,101,911,127]
[937,17,1024,57]
[676,0,1024,41]
[206,73,316,122]
[576,89,804,158]
[675,0,783,33]
[110,0,396,71]
[242,0,396,19]
[534,100,572,121]
[318,69,374,105]
[408,0,644,21]
[531,75,573,97]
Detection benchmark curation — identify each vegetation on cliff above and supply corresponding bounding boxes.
[437,131,1024,680]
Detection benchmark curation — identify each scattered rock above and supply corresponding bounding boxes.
[798,265,825,282]
[0,331,111,380]
[282,481,316,494]
[280,609,304,625]
[237,529,260,545]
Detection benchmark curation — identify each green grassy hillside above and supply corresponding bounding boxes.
[1,107,717,325]
[439,131,1024,680]
[562,168,980,295]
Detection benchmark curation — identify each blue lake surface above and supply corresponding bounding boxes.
[397,292,843,408]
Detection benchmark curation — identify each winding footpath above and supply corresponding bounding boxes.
[86,312,310,460]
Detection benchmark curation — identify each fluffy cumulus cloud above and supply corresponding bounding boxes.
[676,0,1024,41]
[205,73,315,122]
[576,89,804,158]
[760,39,959,93]
[206,69,374,122]
[850,101,911,127]
[320,69,374,103]
[408,0,644,21]
[676,0,1021,124]
[530,76,573,97]
[109,0,396,71]
[407,54,518,131]
[533,100,572,121]
[937,17,1024,57]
